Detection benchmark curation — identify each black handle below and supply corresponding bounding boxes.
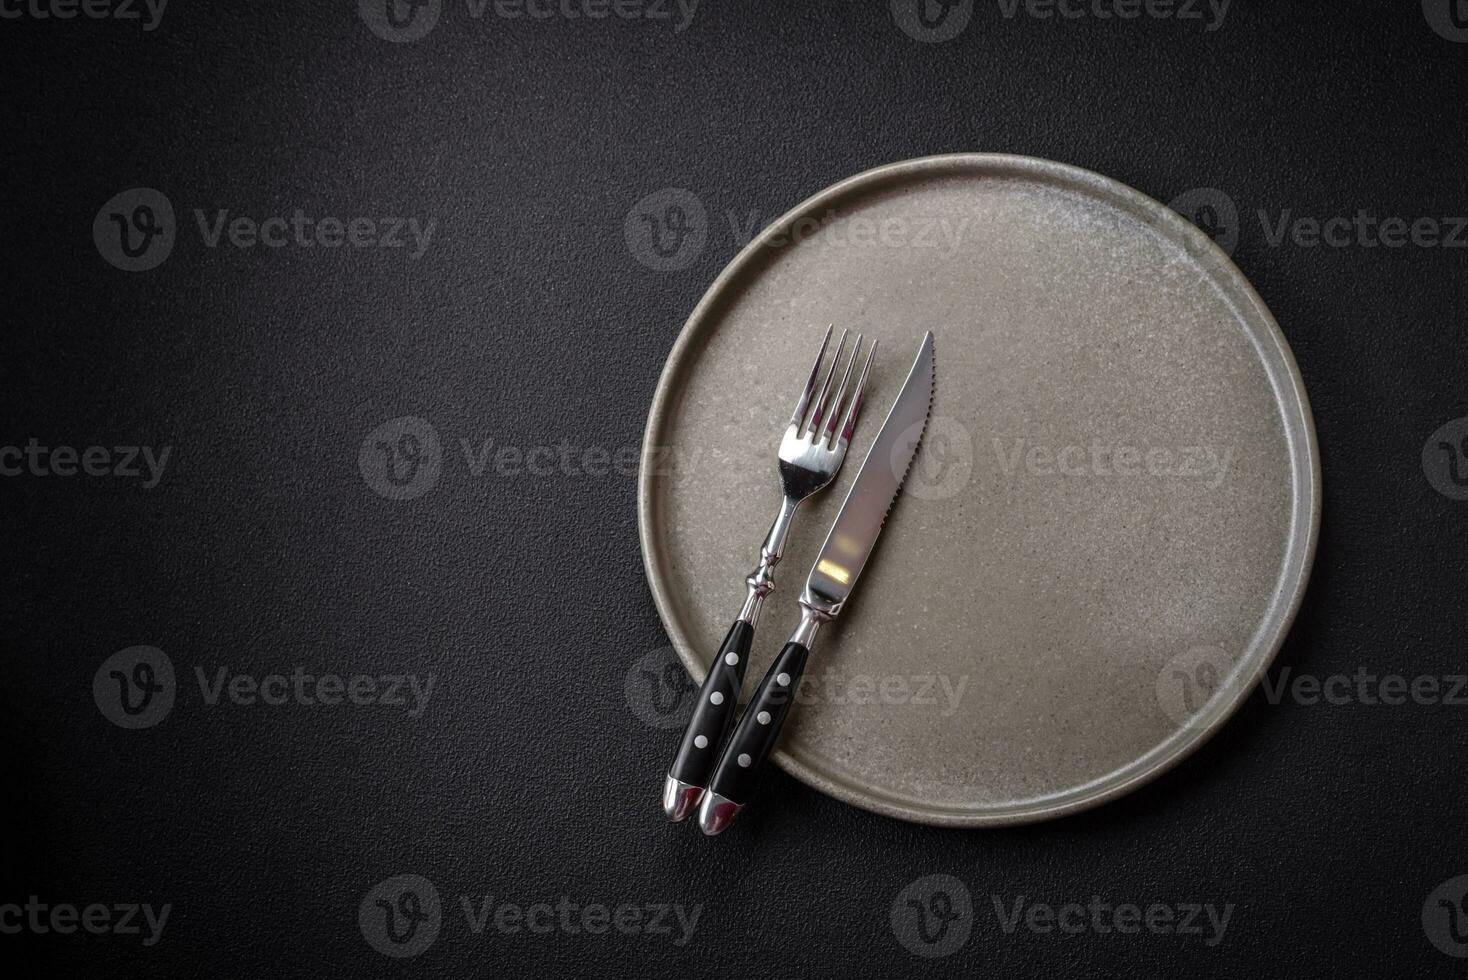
[705,640,809,810]
[666,620,754,793]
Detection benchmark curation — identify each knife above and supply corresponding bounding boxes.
[697,331,935,835]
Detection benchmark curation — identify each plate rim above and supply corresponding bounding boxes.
[638,152,1321,827]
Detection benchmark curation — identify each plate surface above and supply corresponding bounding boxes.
[638,154,1319,827]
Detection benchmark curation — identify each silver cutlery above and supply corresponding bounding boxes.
[662,325,877,822]
[698,331,934,835]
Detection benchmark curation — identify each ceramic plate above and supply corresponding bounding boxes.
[638,154,1319,826]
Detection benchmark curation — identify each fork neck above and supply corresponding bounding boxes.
[737,495,801,627]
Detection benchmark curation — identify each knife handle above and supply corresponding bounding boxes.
[662,619,754,821]
[698,640,810,834]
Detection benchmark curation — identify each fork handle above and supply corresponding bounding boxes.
[698,639,811,835]
[661,619,754,821]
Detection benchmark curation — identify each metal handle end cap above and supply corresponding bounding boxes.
[662,775,704,822]
[696,790,742,836]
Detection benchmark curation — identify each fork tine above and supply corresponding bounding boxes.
[821,333,863,446]
[788,324,833,429]
[805,327,849,435]
[836,338,878,446]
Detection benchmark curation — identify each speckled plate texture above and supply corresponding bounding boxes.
[638,154,1320,827]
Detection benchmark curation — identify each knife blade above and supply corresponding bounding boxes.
[697,332,934,835]
[799,330,934,626]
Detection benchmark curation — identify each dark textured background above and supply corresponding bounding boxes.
[4,0,1468,975]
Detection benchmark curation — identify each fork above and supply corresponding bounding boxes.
[662,325,876,821]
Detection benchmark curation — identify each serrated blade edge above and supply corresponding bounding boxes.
[801,331,934,617]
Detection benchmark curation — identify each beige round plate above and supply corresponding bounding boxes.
[638,154,1319,827]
